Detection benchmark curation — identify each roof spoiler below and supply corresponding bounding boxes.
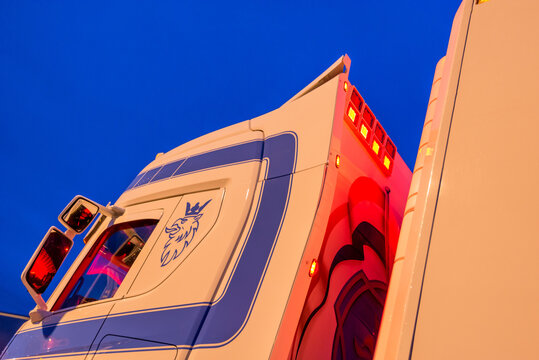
[285,54,351,105]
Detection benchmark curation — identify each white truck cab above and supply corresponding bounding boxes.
[2,55,412,360]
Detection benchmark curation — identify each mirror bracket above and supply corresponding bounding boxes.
[100,204,125,219]
[64,228,77,240]
[28,291,48,312]
[29,307,52,324]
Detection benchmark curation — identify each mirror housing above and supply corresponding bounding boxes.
[59,196,100,233]
[59,195,125,234]
[21,227,73,311]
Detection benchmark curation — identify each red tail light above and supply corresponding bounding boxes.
[363,107,375,128]
[351,89,363,111]
[386,140,396,159]
[374,123,386,143]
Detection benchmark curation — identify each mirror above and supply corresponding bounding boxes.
[59,196,99,233]
[23,227,73,295]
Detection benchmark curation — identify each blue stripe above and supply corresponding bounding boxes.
[194,174,292,347]
[126,173,144,190]
[128,140,265,190]
[94,335,176,353]
[152,159,186,182]
[2,133,296,359]
[3,315,104,358]
[174,141,264,177]
[135,167,162,186]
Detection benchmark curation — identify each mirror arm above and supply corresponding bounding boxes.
[99,205,125,219]
[30,292,48,311]
[25,287,51,323]
[64,228,77,240]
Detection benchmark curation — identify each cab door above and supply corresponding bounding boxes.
[89,126,264,359]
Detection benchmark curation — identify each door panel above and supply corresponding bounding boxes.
[125,188,224,296]
[90,131,264,359]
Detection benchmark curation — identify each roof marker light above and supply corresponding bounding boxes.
[360,124,369,139]
[372,141,380,155]
[309,259,318,277]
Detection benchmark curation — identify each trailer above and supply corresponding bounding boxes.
[375,0,539,358]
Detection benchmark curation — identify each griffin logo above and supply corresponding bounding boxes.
[161,200,211,267]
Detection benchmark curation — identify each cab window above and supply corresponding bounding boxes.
[55,219,158,310]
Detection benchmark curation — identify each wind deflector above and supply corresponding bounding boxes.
[285,55,351,105]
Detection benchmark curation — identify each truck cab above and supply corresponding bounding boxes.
[2,55,411,360]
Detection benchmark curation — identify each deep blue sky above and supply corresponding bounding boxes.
[0,1,462,315]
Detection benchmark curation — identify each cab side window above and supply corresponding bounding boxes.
[56,219,158,310]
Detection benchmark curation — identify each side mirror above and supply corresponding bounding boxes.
[59,195,125,234]
[21,227,73,311]
[59,196,100,233]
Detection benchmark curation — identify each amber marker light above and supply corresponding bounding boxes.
[347,107,357,123]
[344,82,348,92]
[335,155,341,168]
[477,0,490,4]
[384,156,391,170]
[360,124,369,139]
[372,141,380,155]
[309,259,318,277]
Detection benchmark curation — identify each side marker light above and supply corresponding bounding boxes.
[344,82,348,92]
[372,141,380,155]
[360,124,369,139]
[309,259,318,277]
[336,155,341,168]
[477,0,490,4]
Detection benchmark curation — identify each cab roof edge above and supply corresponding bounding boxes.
[284,54,351,105]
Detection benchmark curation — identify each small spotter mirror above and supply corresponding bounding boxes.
[59,195,124,234]
[59,196,100,233]
[21,227,73,310]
